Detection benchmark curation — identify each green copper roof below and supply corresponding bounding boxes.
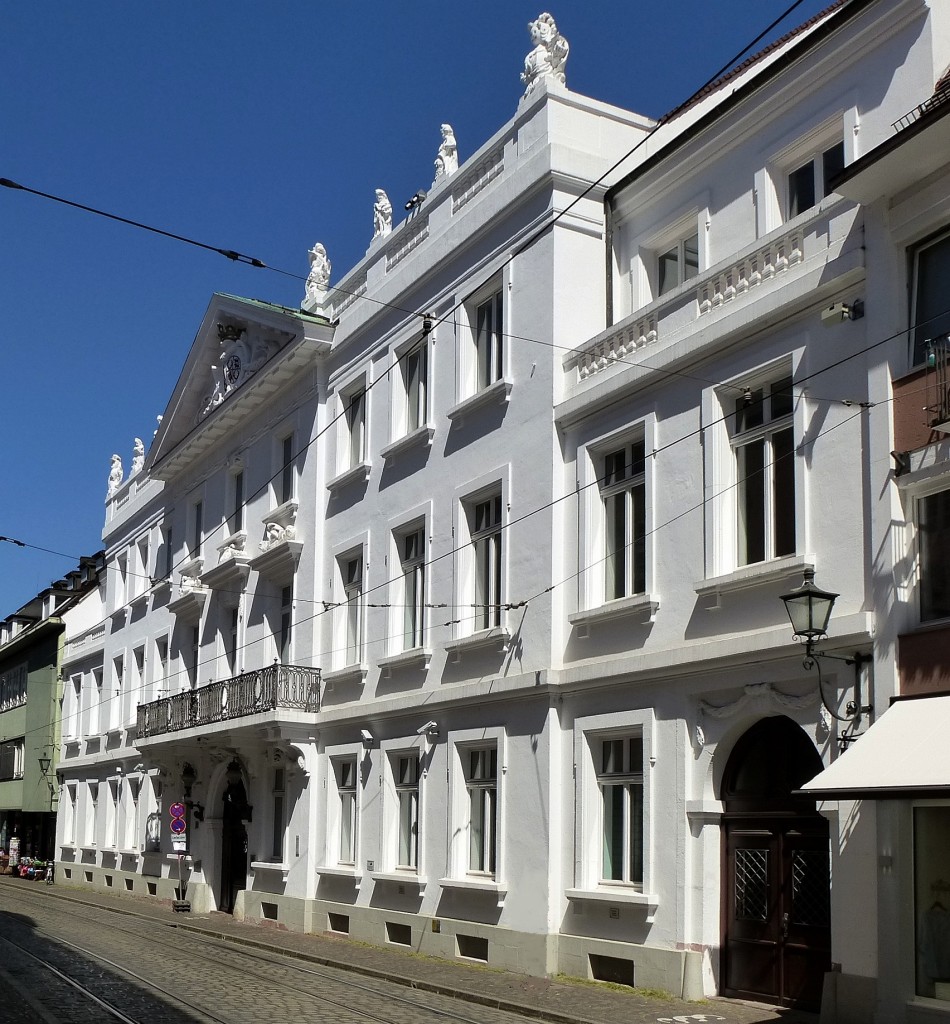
[217,293,334,326]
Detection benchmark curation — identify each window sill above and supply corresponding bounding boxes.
[316,864,362,881]
[323,663,367,687]
[327,462,371,493]
[260,500,297,530]
[444,627,511,659]
[128,591,150,611]
[439,876,507,897]
[177,555,205,581]
[251,860,290,881]
[59,843,76,851]
[118,848,141,858]
[694,553,814,599]
[79,845,97,853]
[371,871,425,889]
[565,886,659,910]
[569,593,659,629]
[380,426,435,461]
[378,647,431,673]
[446,378,512,422]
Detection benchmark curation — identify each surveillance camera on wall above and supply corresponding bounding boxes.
[417,720,439,737]
[360,729,374,746]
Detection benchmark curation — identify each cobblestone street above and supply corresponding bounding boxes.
[0,879,817,1024]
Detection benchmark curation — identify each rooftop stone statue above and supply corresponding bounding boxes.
[521,12,569,96]
[373,189,392,240]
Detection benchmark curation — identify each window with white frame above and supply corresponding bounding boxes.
[224,606,240,676]
[0,663,27,712]
[657,230,699,297]
[396,525,426,651]
[153,636,169,697]
[64,784,77,845]
[598,735,643,885]
[393,753,420,870]
[230,468,245,534]
[475,289,504,390]
[575,708,653,896]
[0,739,24,781]
[398,339,429,436]
[730,375,796,566]
[342,383,367,470]
[600,437,646,601]
[466,492,503,632]
[112,655,124,730]
[64,675,82,739]
[187,626,200,690]
[134,535,149,599]
[917,489,950,622]
[125,777,140,851]
[191,499,204,559]
[340,553,364,665]
[161,523,174,580]
[279,585,293,663]
[87,781,99,846]
[786,139,844,219]
[107,779,120,849]
[272,767,285,861]
[116,551,128,607]
[465,746,498,875]
[133,646,145,707]
[335,757,358,865]
[278,433,295,505]
[910,228,950,367]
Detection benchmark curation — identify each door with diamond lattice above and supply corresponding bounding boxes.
[724,820,830,1008]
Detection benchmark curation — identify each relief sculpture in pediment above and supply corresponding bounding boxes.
[199,323,282,420]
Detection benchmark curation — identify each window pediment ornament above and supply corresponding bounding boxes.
[199,324,285,421]
[699,682,818,719]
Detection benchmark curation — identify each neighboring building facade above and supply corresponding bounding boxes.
[0,553,102,862]
[49,2,950,1021]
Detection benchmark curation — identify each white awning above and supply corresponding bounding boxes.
[801,696,950,800]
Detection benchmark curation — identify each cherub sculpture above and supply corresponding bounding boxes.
[302,242,331,311]
[373,189,392,239]
[434,124,458,182]
[107,454,124,497]
[521,12,569,96]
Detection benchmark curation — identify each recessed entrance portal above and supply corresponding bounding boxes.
[219,760,251,914]
[721,716,830,1011]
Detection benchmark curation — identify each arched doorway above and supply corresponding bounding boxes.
[219,760,251,914]
[721,716,831,1010]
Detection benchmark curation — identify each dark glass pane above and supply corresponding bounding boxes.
[738,441,765,565]
[919,490,950,621]
[912,233,950,365]
[631,438,646,477]
[788,161,816,217]
[684,233,700,280]
[604,449,626,485]
[822,141,845,196]
[770,376,794,420]
[605,492,626,600]
[602,783,624,880]
[658,247,678,295]
[632,483,646,594]
[735,848,769,921]
[772,427,796,557]
[629,783,643,885]
[735,389,764,433]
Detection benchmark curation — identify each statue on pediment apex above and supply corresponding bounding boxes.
[373,189,392,240]
[521,12,569,96]
[130,438,145,476]
[302,242,331,312]
[434,124,458,184]
[107,454,124,498]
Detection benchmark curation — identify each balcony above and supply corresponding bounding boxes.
[136,663,320,741]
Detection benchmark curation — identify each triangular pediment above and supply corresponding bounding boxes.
[146,294,333,481]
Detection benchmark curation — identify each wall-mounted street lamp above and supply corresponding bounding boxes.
[780,569,872,748]
[37,755,55,810]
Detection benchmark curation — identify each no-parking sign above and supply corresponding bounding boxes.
[170,801,187,850]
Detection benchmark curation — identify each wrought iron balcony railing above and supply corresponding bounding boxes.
[136,663,321,739]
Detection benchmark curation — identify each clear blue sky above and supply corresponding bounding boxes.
[0,0,834,614]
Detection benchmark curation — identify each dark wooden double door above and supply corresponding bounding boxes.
[721,716,831,1011]
[724,817,830,1009]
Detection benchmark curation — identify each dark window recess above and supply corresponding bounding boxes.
[261,902,279,921]
[328,912,349,934]
[589,953,635,987]
[386,921,412,946]
[457,934,489,961]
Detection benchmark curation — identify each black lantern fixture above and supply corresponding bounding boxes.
[38,756,51,776]
[780,568,838,658]
[181,762,197,798]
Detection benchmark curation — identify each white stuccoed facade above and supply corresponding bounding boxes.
[53,2,950,1019]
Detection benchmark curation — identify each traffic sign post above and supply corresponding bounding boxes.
[169,801,191,912]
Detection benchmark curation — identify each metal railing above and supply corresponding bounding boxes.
[136,663,321,739]
[892,85,950,133]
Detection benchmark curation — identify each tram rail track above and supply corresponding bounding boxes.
[1,882,534,1024]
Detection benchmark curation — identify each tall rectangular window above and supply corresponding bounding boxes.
[163,525,174,579]
[475,291,504,390]
[598,736,643,885]
[135,536,149,599]
[231,470,245,533]
[732,376,796,566]
[337,758,358,865]
[395,754,420,869]
[918,490,950,622]
[192,501,203,558]
[133,646,145,706]
[88,782,99,847]
[345,387,366,468]
[272,768,285,861]
[116,552,128,607]
[466,746,497,875]
[0,739,24,781]
[601,439,646,600]
[112,655,124,730]
[343,555,363,664]
[471,495,503,630]
[911,229,950,366]
[403,344,428,433]
[657,232,699,296]
[279,586,293,663]
[399,527,426,651]
[188,627,200,690]
[154,637,169,696]
[787,140,844,218]
[225,608,239,676]
[279,434,294,505]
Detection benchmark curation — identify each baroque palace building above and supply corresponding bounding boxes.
[50,3,950,1020]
